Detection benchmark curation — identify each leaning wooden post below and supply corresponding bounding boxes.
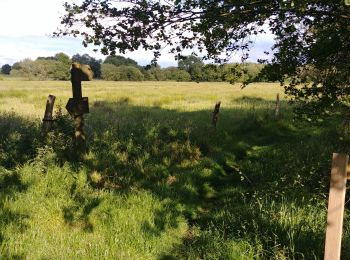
[212,101,221,128]
[42,95,56,134]
[66,63,92,150]
[72,63,85,147]
[274,93,280,119]
[324,153,348,260]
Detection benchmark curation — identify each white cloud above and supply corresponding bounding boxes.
[0,0,65,37]
[0,35,103,65]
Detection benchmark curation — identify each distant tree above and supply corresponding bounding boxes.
[178,55,204,82]
[36,56,56,61]
[163,67,191,81]
[51,61,71,80]
[178,55,204,72]
[101,63,144,81]
[55,52,71,66]
[1,64,11,75]
[10,59,37,79]
[35,53,71,80]
[121,66,144,81]
[143,64,166,81]
[141,67,157,81]
[104,55,139,68]
[202,64,221,82]
[53,53,71,80]
[101,63,119,80]
[10,58,70,80]
[11,62,22,70]
[72,53,102,78]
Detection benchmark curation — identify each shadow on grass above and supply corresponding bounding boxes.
[0,112,40,168]
[80,100,337,258]
[61,173,103,233]
[0,169,29,253]
[0,101,340,258]
[62,197,101,233]
[0,112,34,236]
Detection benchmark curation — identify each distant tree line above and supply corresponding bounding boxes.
[1,53,282,83]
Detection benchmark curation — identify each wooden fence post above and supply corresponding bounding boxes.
[71,63,85,148]
[42,95,56,134]
[212,101,221,128]
[274,93,280,119]
[66,63,91,151]
[324,153,348,260]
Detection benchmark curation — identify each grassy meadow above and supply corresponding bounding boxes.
[0,79,349,259]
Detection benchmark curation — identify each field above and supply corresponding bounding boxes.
[0,79,349,259]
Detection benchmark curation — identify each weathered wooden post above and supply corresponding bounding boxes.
[324,153,348,260]
[274,93,280,119]
[65,62,93,150]
[42,95,56,134]
[212,101,221,128]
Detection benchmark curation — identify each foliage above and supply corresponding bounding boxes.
[101,63,119,81]
[11,62,22,70]
[9,54,71,80]
[121,65,144,81]
[161,67,191,82]
[178,55,204,82]
[10,59,37,80]
[55,52,71,66]
[201,64,222,82]
[143,64,166,81]
[72,53,102,78]
[104,55,139,68]
[1,64,11,75]
[57,0,350,123]
[101,63,144,81]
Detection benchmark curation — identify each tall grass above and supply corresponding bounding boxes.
[0,80,347,259]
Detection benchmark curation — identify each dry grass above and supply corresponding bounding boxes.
[0,80,284,118]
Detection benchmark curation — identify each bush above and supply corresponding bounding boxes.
[120,66,144,81]
[101,64,144,81]
[163,67,191,81]
[1,64,11,75]
[101,64,119,80]
[9,58,70,80]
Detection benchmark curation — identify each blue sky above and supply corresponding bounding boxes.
[0,0,274,67]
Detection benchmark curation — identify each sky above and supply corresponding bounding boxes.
[0,0,274,67]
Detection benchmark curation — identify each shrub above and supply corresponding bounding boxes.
[101,63,119,80]
[9,58,70,80]
[101,64,144,81]
[163,67,191,81]
[1,64,11,75]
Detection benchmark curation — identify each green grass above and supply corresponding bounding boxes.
[0,79,348,259]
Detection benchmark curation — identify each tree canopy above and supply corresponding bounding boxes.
[57,0,350,121]
[104,55,139,68]
[72,53,102,78]
[1,64,11,75]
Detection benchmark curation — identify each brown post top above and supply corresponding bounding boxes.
[71,63,83,100]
